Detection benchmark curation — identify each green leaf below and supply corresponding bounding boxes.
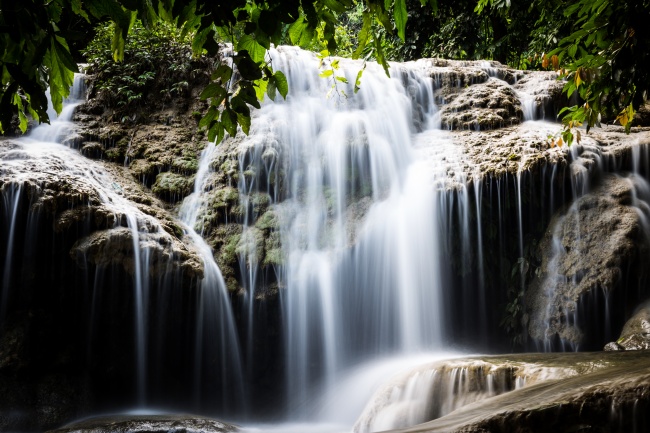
[71,0,90,21]
[231,95,251,117]
[354,64,365,93]
[12,94,28,133]
[234,52,263,80]
[237,84,261,109]
[211,64,233,84]
[319,69,334,78]
[46,37,76,115]
[288,16,314,47]
[200,83,227,102]
[254,78,268,101]
[199,106,218,129]
[221,108,238,137]
[273,71,288,99]
[353,12,371,60]
[192,27,212,56]
[322,0,348,14]
[236,112,251,135]
[237,34,267,64]
[267,80,277,101]
[53,36,79,73]
[394,0,408,41]
[335,76,348,84]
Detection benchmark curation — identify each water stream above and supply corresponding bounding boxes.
[2,46,650,432]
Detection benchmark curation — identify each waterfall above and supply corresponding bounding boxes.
[1,73,245,411]
[4,44,650,433]
[179,141,246,411]
[224,47,456,412]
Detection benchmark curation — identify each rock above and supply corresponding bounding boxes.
[46,414,238,433]
[390,351,650,433]
[606,300,650,350]
[151,171,195,202]
[525,174,650,349]
[439,78,523,130]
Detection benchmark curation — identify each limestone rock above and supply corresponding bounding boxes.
[525,174,650,348]
[606,300,650,351]
[47,414,238,433]
[390,351,650,433]
[439,78,523,130]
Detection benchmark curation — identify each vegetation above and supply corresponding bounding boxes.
[0,0,649,141]
[83,20,206,121]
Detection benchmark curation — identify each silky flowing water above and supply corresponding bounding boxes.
[2,46,650,433]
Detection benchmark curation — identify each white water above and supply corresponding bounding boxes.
[2,75,246,409]
[179,141,246,411]
[6,47,648,432]
[228,47,457,412]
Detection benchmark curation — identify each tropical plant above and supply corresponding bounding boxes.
[0,0,436,140]
[548,0,650,145]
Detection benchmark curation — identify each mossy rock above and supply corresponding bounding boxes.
[171,157,199,175]
[151,171,194,203]
[264,231,283,267]
[255,209,279,231]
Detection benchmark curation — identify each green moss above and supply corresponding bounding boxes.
[171,157,198,175]
[236,227,265,263]
[251,192,271,214]
[219,229,242,267]
[263,231,283,266]
[255,209,278,231]
[151,171,194,202]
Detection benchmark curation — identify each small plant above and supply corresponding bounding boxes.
[83,20,207,118]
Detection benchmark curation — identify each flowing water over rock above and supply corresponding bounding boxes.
[3,46,650,432]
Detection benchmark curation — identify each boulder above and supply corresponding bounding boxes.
[524,174,650,349]
[390,351,650,433]
[605,300,650,350]
[46,414,238,433]
[439,78,523,130]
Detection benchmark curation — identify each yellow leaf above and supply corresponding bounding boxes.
[575,68,582,87]
[556,137,563,147]
[551,55,559,71]
[542,54,548,69]
[576,130,581,143]
[617,110,629,127]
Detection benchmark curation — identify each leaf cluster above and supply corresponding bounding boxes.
[84,20,201,117]
[549,0,650,136]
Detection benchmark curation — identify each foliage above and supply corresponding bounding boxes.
[84,20,200,118]
[2,0,649,143]
[545,0,650,144]
[0,0,434,140]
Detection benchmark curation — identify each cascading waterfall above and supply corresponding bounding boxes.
[1,73,245,411]
[179,142,246,411]
[229,47,456,412]
[4,44,650,433]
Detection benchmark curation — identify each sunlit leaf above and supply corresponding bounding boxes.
[394,0,408,41]
[274,71,288,99]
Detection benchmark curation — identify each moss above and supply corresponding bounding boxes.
[171,157,198,175]
[151,171,194,202]
[255,209,278,231]
[263,231,283,266]
[236,227,265,264]
[251,192,271,215]
[218,228,242,267]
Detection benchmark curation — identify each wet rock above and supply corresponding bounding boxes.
[47,414,238,433]
[391,351,650,433]
[439,78,523,130]
[606,300,650,351]
[525,175,650,349]
[151,171,195,202]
